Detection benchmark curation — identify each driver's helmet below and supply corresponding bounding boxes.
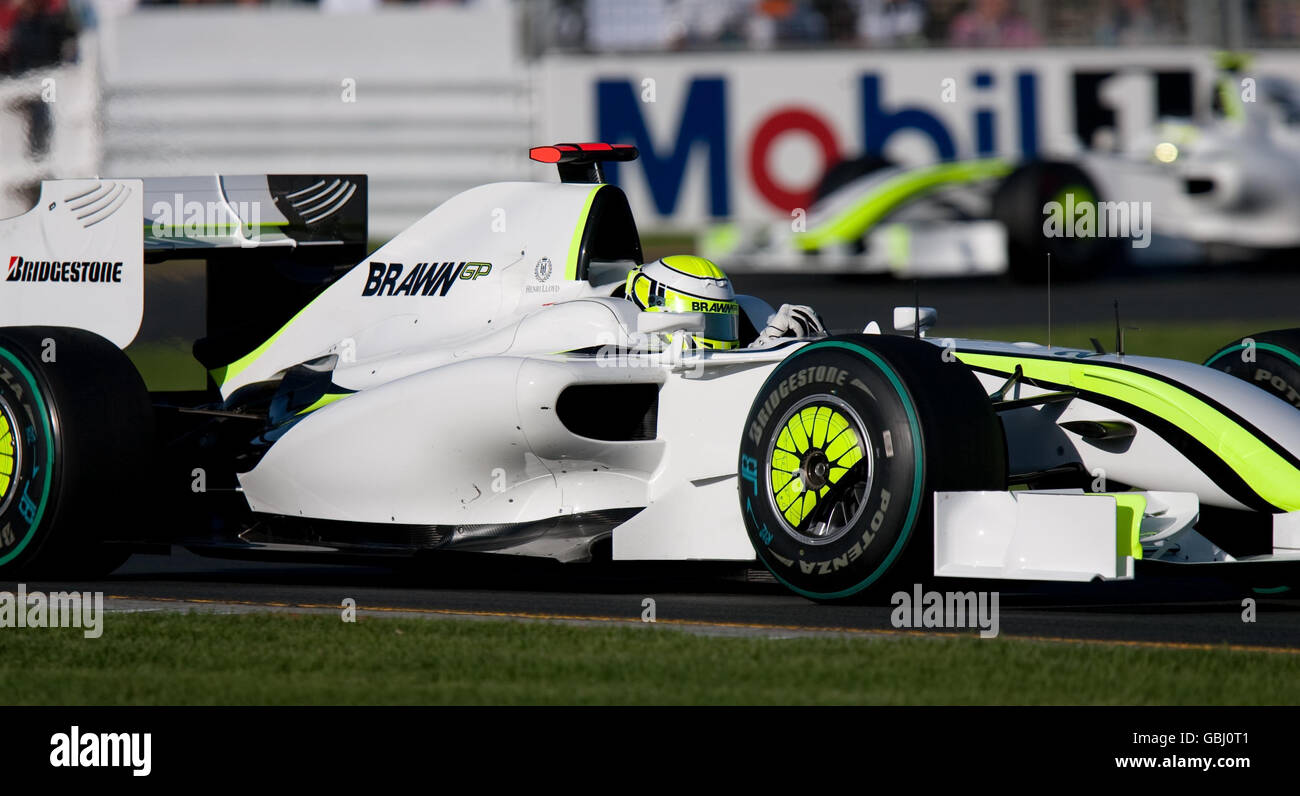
[625,255,739,350]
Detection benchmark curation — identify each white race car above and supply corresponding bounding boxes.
[2,143,1298,600]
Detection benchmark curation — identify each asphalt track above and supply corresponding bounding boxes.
[9,268,1300,653]
[6,547,1299,651]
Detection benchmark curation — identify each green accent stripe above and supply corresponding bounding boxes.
[213,288,338,387]
[1218,76,1245,122]
[0,347,54,567]
[565,184,604,281]
[956,352,1300,512]
[1204,341,1300,371]
[795,158,1012,251]
[295,392,350,416]
[146,221,290,232]
[759,340,925,600]
[1108,493,1146,560]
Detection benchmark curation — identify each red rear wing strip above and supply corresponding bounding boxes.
[529,143,638,165]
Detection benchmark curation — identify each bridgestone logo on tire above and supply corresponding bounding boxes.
[737,336,1005,601]
[747,365,850,446]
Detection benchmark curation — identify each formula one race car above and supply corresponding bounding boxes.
[1,144,1298,600]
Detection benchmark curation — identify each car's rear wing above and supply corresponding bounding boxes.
[2,175,367,389]
[142,174,366,253]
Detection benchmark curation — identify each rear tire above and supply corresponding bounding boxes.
[0,327,154,578]
[737,334,1006,601]
[1204,329,1300,411]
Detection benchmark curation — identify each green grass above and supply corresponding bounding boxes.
[941,318,1296,363]
[640,231,699,263]
[1,613,1295,705]
[125,338,208,392]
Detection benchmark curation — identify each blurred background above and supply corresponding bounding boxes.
[3,0,1300,356]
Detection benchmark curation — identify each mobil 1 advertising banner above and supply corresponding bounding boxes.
[537,49,1219,228]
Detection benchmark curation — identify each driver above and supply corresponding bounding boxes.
[624,255,827,350]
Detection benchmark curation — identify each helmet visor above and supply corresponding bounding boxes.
[660,290,739,347]
[698,310,740,347]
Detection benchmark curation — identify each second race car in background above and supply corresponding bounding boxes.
[703,57,1300,281]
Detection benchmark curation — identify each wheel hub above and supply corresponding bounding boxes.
[765,395,874,546]
[800,449,830,491]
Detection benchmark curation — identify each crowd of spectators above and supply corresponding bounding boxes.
[132,0,472,7]
[0,0,83,75]
[4,0,1300,76]
[1251,0,1300,40]
[565,0,1300,52]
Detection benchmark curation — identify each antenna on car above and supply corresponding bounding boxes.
[1114,299,1121,355]
[1113,299,1139,357]
[912,279,920,340]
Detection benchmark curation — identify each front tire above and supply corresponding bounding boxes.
[0,327,154,578]
[1204,329,1300,411]
[737,334,1005,601]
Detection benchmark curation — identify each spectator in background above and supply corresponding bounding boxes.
[321,0,380,13]
[947,0,1039,47]
[1094,0,1174,46]
[4,0,79,75]
[746,0,828,48]
[0,0,20,73]
[667,0,748,48]
[585,0,677,52]
[856,0,925,46]
[814,0,859,43]
[1254,0,1300,43]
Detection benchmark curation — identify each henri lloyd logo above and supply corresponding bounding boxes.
[534,256,552,282]
[50,726,151,777]
[6,255,123,284]
[362,261,492,297]
[527,256,559,294]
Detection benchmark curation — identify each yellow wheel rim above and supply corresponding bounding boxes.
[767,395,872,543]
[0,397,18,514]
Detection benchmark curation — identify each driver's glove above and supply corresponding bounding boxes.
[750,304,828,348]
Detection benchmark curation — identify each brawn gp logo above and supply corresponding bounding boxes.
[362,261,492,297]
[689,300,738,314]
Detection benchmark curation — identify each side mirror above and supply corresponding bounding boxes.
[893,306,937,336]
